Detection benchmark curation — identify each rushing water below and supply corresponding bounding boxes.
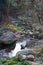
[0,39,29,57]
[8,40,27,57]
[0,30,33,58]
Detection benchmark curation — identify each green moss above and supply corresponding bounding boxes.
[0,58,7,64]
[13,23,24,31]
[23,61,30,65]
[0,57,31,65]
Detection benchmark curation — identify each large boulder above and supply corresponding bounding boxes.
[0,30,17,44]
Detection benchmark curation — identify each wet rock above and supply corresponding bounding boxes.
[17,49,35,55]
[17,47,41,56]
[21,45,25,49]
[17,54,34,61]
[25,55,34,61]
[0,31,17,44]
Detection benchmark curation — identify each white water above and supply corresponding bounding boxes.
[8,40,27,57]
[3,39,30,57]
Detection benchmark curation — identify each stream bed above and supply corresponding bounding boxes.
[0,38,43,62]
[0,39,28,58]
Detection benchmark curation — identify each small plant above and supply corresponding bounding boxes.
[23,61,30,65]
[36,62,43,65]
[0,57,31,65]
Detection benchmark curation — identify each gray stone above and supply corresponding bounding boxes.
[17,49,36,55]
[17,54,34,61]
[0,31,17,44]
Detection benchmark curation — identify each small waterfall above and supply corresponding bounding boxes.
[8,40,27,57]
